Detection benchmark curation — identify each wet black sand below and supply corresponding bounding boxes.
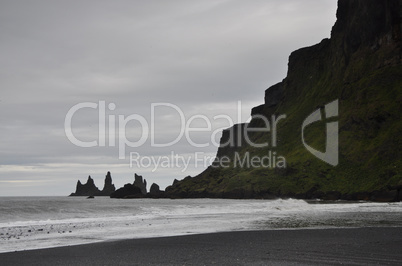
[1,227,401,265]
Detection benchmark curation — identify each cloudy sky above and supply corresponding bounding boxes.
[0,0,337,196]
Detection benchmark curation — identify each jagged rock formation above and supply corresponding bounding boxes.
[110,173,148,198]
[166,0,402,201]
[70,172,116,196]
[98,171,116,196]
[69,176,100,196]
[133,173,147,195]
[69,172,164,198]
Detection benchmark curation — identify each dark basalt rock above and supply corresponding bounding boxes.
[322,191,342,201]
[134,173,147,195]
[149,183,164,198]
[370,190,399,202]
[150,183,160,193]
[69,176,100,197]
[341,192,371,201]
[332,0,401,55]
[109,173,149,198]
[264,82,284,108]
[110,183,143,199]
[70,172,116,197]
[98,171,116,196]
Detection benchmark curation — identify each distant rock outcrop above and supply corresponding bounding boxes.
[149,183,163,197]
[133,173,147,195]
[69,176,100,197]
[110,173,148,198]
[110,183,143,198]
[70,172,116,196]
[98,171,116,196]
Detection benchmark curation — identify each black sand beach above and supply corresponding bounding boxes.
[1,227,401,265]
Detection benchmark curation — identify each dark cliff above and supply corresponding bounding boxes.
[166,0,402,201]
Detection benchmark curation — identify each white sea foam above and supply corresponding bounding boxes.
[0,197,401,253]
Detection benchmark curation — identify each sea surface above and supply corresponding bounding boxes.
[0,197,401,253]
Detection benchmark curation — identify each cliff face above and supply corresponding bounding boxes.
[166,0,402,201]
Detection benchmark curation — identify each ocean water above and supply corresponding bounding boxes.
[0,197,401,253]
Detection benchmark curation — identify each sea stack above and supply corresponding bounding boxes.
[69,176,100,197]
[110,173,151,198]
[70,172,116,197]
[99,171,116,196]
[133,173,147,195]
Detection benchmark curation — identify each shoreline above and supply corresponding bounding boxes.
[1,227,401,265]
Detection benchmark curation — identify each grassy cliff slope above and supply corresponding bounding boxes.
[166,0,402,201]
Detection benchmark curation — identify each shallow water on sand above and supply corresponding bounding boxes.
[0,197,401,253]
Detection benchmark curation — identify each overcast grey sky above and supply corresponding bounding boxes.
[0,0,337,196]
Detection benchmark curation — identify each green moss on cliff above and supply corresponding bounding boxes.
[166,0,401,201]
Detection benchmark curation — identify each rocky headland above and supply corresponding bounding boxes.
[69,0,401,202]
[165,0,402,202]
